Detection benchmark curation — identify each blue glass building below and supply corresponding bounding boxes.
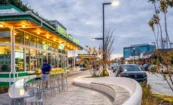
[123,44,155,58]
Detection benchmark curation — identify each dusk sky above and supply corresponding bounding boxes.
[22,0,173,57]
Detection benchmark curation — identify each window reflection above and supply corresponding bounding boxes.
[59,55,62,68]
[30,49,37,71]
[37,38,42,49]
[0,46,11,72]
[15,29,24,44]
[30,35,37,48]
[37,51,42,68]
[55,54,58,68]
[52,53,55,68]
[0,28,10,43]
[24,33,30,46]
[48,53,51,65]
[26,48,30,71]
[15,46,24,72]
[43,40,48,50]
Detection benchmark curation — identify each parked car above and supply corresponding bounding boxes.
[110,63,119,72]
[115,64,147,83]
[148,64,157,72]
[142,64,151,71]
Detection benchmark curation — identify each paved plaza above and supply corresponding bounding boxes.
[43,70,113,105]
[0,70,130,105]
[44,85,113,105]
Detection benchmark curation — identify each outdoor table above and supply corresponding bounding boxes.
[8,71,68,105]
[8,76,36,105]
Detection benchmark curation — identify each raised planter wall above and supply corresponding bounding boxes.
[73,77,142,105]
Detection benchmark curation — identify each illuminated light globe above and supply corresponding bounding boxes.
[111,1,120,6]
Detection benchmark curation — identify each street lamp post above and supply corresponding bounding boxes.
[103,3,110,62]
[102,1,119,62]
[92,1,119,63]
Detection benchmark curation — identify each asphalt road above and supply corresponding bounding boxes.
[147,72,173,96]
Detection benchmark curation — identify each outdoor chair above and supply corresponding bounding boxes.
[24,89,43,105]
[60,73,68,91]
[54,74,61,94]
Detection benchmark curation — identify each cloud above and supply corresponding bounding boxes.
[22,0,173,55]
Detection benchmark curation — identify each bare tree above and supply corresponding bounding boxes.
[103,28,115,62]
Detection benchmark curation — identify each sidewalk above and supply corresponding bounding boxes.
[44,85,113,105]
[44,70,113,105]
[0,70,130,105]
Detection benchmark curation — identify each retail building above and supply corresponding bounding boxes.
[0,5,82,86]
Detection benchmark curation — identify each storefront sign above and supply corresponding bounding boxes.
[58,44,65,50]
[57,26,67,37]
[68,34,73,41]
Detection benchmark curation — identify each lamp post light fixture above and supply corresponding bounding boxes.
[102,1,119,62]
[92,38,103,41]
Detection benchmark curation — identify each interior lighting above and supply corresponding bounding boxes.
[54,38,56,41]
[37,31,40,35]
[22,24,25,28]
[46,36,49,39]
[26,36,29,39]
[0,24,3,27]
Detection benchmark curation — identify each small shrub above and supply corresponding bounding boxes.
[141,83,173,105]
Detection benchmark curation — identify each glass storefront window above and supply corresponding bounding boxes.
[37,51,42,68]
[15,46,24,72]
[55,54,58,68]
[30,35,37,48]
[15,29,24,45]
[62,56,65,68]
[59,55,62,68]
[24,33,30,46]
[26,48,30,71]
[65,56,67,68]
[0,28,10,44]
[52,44,56,51]
[51,53,55,68]
[30,49,37,71]
[0,46,11,72]
[48,42,52,51]
[37,38,42,49]
[48,53,51,65]
[43,40,48,50]
[43,52,47,62]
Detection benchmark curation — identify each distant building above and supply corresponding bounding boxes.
[123,44,155,60]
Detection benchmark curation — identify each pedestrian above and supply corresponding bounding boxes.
[42,60,51,88]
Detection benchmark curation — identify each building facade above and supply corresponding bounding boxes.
[0,5,82,86]
[123,44,155,59]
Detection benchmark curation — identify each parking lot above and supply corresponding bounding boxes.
[147,72,173,96]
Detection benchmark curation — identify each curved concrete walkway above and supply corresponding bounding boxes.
[44,70,113,105]
[44,84,113,105]
[0,70,130,105]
